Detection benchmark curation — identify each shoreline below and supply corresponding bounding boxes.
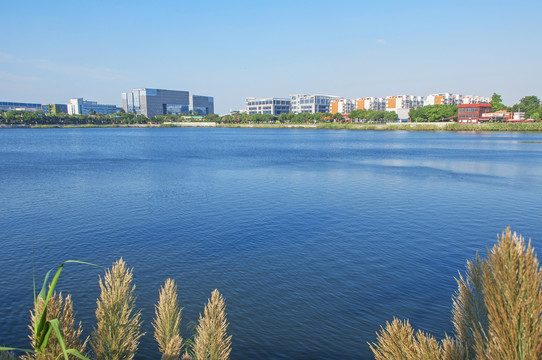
[1,122,542,132]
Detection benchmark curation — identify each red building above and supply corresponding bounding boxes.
[458,103,492,123]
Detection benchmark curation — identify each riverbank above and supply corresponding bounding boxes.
[2,122,542,131]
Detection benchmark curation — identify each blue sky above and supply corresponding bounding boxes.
[1,0,541,114]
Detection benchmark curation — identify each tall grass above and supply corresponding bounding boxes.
[153,279,183,360]
[90,259,142,360]
[370,227,542,359]
[193,290,232,360]
[22,293,88,360]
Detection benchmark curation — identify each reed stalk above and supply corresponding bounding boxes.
[153,278,183,360]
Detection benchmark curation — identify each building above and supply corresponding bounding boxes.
[424,93,463,106]
[290,94,340,114]
[330,99,355,114]
[67,98,121,115]
[246,97,291,115]
[122,88,214,117]
[355,97,387,111]
[462,95,491,104]
[42,104,68,115]
[386,95,424,120]
[189,95,214,115]
[479,110,525,122]
[458,103,492,123]
[0,101,42,112]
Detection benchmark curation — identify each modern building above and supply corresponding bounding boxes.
[424,93,463,106]
[122,88,214,117]
[42,104,68,114]
[290,94,341,114]
[479,110,525,122]
[330,99,355,114]
[458,103,492,123]
[67,98,121,115]
[246,97,291,115]
[0,101,42,112]
[190,95,214,115]
[355,97,387,111]
[385,95,424,120]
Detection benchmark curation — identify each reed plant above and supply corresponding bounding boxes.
[192,290,232,360]
[153,279,183,360]
[90,259,142,360]
[22,293,88,360]
[370,227,542,359]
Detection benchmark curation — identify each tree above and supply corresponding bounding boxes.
[489,93,508,112]
[513,96,541,118]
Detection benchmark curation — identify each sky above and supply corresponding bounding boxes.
[1,0,541,114]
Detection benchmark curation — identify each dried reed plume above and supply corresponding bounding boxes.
[193,289,232,360]
[22,292,87,360]
[370,227,542,360]
[91,258,142,360]
[153,278,183,360]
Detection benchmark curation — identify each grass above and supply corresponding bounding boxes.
[370,227,542,359]
[153,279,183,360]
[91,259,142,360]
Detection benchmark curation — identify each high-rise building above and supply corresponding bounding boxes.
[122,88,214,117]
[246,97,291,115]
[355,97,387,111]
[67,98,121,115]
[461,95,491,104]
[330,99,355,114]
[290,94,341,114]
[385,95,424,120]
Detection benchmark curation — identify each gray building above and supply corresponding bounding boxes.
[122,88,214,117]
[0,101,42,112]
[246,97,291,115]
[290,94,340,114]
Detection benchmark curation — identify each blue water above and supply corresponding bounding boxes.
[1,128,542,359]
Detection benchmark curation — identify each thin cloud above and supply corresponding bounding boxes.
[376,39,386,45]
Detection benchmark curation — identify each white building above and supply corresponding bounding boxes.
[330,99,355,114]
[246,97,291,115]
[290,94,341,114]
[355,97,387,111]
[462,95,491,104]
[385,95,424,120]
[67,98,121,115]
[424,93,463,106]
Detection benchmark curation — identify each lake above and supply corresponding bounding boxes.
[1,128,542,359]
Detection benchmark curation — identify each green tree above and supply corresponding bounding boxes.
[512,96,540,118]
[489,93,507,112]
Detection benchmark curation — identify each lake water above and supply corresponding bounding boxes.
[1,128,542,359]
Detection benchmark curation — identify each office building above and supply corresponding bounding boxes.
[123,88,214,117]
[67,98,121,115]
[386,95,424,120]
[290,94,341,114]
[42,104,68,114]
[0,101,42,112]
[355,97,387,111]
[246,97,291,115]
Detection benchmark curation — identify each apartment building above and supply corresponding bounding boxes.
[330,99,355,114]
[462,95,491,104]
[355,97,387,111]
[424,93,463,106]
[67,98,121,115]
[246,97,291,115]
[386,95,424,120]
[290,94,340,114]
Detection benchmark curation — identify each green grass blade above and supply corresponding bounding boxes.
[0,346,34,352]
[64,349,91,360]
[49,319,68,360]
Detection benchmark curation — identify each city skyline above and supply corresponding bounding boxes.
[1,0,540,114]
